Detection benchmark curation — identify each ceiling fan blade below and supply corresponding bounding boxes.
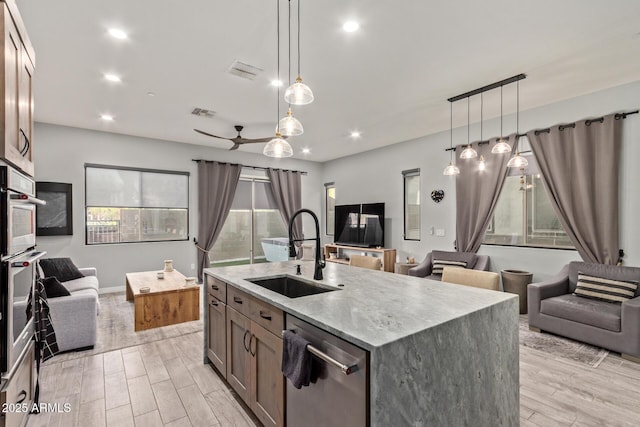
[194,129,231,140]
[229,143,241,151]
[237,137,275,144]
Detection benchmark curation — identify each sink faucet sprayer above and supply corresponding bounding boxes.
[288,208,325,280]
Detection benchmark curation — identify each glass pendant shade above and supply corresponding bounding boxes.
[478,155,486,171]
[459,145,478,159]
[278,108,303,136]
[284,76,314,105]
[443,161,460,176]
[507,151,529,168]
[491,139,512,154]
[263,132,293,158]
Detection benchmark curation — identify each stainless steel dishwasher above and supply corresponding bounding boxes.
[285,314,369,426]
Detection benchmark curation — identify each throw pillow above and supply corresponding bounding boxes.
[574,271,639,303]
[42,276,71,298]
[39,258,84,282]
[432,259,467,276]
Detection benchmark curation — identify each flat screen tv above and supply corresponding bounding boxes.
[334,203,384,247]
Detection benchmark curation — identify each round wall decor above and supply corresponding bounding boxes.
[431,190,445,203]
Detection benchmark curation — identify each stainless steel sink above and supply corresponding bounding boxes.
[247,275,337,298]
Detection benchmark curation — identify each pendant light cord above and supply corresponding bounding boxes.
[297,0,301,76]
[500,85,503,138]
[480,92,483,142]
[516,80,520,152]
[288,0,291,87]
[450,102,453,162]
[467,97,470,146]
[276,0,280,128]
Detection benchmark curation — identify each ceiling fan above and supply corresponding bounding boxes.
[194,125,279,151]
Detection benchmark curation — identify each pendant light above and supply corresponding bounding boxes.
[477,92,487,171]
[459,97,477,159]
[278,0,303,136]
[284,0,314,105]
[507,80,528,168]
[492,85,512,154]
[443,103,460,176]
[265,0,293,158]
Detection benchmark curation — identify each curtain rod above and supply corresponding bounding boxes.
[191,159,308,175]
[444,110,638,152]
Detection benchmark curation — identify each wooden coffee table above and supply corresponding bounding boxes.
[125,270,200,331]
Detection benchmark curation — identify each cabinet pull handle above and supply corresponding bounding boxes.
[209,300,218,307]
[243,330,250,352]
[19,129,30,157]
[249,334,256,357]
[259,311,272,321]
[16,390,27,404]
[233,296,243,304]
[210,284,219,290]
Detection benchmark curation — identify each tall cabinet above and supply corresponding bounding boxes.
[1,0,35,177]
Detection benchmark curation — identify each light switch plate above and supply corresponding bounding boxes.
[436,229,445,237]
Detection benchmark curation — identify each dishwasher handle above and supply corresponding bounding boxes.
[282,330,358,376]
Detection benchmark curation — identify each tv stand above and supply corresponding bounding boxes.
[324,244,396,272]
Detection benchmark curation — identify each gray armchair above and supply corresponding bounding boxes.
[408,250,490,281]
[528,261,640,361]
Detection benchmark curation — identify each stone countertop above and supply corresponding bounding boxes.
[204,260,516,351]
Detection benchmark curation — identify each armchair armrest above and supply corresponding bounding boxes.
[528,265,570,315]
[622,295,640,334]
[408,253,433,278]
[79,267,97,277]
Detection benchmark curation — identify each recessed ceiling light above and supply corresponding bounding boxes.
[101,114,114,121]
[350,131,361,138]
[108,28,128,39]
[104,74,121,83]
[302,148,310,154]
[147,92,156,97]
[271,79,283,87]
[343,21,359,33]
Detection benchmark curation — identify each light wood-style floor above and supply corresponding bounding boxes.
[24,316,640,426]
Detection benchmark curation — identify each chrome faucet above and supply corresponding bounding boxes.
[288,208,325,280]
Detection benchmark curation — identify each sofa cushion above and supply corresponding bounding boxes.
[574,272,638,303]
[568,262,640,295]
[42,276,71,298]
[432,259,467,276]
[63,275,99,294]
[540,294,621,332]
[40,258,85,282]
[431,251,477,270]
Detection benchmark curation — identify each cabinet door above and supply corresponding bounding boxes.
[17,47,34,175]
[2,7,21,162]
[207,295,226,377]
[250,323,284,427]
[226,306,251,403]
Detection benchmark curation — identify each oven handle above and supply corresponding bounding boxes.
[10,251,45,268]
[9,193,46,206]
[282,330,358,375]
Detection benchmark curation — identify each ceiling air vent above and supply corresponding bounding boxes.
[227,60,263,80]
[191,108,216,118]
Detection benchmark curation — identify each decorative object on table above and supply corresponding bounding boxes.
[36,182,73,236]
[501,269,533,314]
[157,271,164,279]
[408,256,415,264]
[184,277,196,287]
[431,190,444,203]
[164,260,174,272]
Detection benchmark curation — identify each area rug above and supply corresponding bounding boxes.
[46,292,203,364]
[519,315,609,368]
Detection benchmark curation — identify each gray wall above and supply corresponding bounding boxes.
[321,81,640,281]
[34,123,323,289]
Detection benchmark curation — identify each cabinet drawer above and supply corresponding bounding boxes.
[206,275,227,302]
[250,297,284,337]
[1,343,33,427]
[227,286,252,317]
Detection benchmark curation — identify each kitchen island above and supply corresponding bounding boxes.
[204,260,519,426]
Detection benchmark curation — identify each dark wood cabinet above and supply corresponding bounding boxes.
[206,294,226,376]
[226,306,251,403]
[250,322,284,427]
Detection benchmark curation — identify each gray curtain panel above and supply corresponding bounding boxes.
[527,114,622,264]
[267,169,303,256]
[455,135,517,253]
[197,161,242,280]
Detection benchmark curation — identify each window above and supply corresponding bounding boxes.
[403,169,420,240]
[483,154,573,249]
[325,182,335,235]
[209,173,287,267]
[85,164,189,244]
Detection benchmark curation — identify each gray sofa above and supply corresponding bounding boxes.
[408,250,490,280]
[528,261,640,361]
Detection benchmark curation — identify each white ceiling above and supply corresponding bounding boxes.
[18,0,640,162]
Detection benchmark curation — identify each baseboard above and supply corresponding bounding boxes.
[98,286,125,294]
